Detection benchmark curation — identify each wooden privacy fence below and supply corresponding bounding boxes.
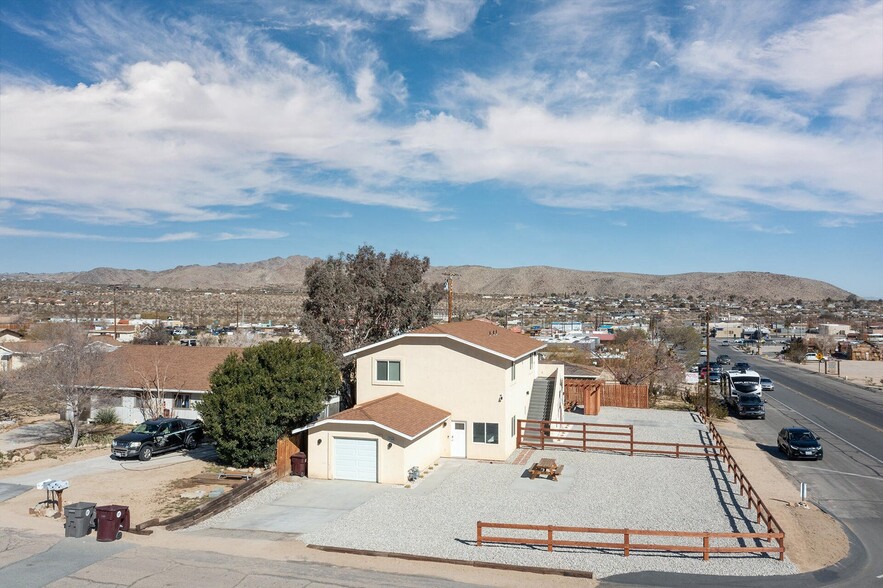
[697,408,785,554]
[563,380,649,413]
[517,419,723,459]
[275,433,304,478]
[476,522,784,561]
[602,383,649,408]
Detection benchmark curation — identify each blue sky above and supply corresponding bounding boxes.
[1,1,881,297]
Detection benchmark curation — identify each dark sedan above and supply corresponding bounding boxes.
[777,427,823,460]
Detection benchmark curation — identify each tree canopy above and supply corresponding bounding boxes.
[200,340,339,467]
[300,245,443,403]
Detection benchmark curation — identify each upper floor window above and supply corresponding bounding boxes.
[376,360,401,382]
[529,353,534,369]
[511,361,516,381]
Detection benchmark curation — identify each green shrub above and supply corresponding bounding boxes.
[94,408,120,425]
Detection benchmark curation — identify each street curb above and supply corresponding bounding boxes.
[306,544,595,579]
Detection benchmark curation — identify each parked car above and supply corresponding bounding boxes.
[734,395,765,419]
[804,352,828,362]
[733,362,751,372]
[717,354,731,365]
[708,372,721,384]
[777,428,823,460]
[699,349,708,356]
[112,417,204,461]
[760,377,774,392]
[721,341,730,346]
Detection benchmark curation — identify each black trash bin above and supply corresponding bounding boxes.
[95,505,130,542]
[290,452,307,477]
[64,502,97,538]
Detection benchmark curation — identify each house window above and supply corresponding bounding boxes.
[511,415,516,437]
[529,353,534,369]
[473,422,499,444]
[175,394,191,409]
[376,360,401,382]
[511,362,516,381]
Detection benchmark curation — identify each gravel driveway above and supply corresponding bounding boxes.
[303,409,797,579]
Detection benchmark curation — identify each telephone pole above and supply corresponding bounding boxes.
[444,273,460,323]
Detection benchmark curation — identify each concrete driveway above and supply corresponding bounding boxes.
[208,478,390,535]
[0,444,217,502]
[0,421,69,453]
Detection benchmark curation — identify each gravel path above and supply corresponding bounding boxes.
[303,409,796,579]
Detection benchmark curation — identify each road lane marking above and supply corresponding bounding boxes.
[742,353,883,434]
[764,396,883,466]
[800,467,883,481]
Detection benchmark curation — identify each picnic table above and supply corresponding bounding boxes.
[528,458,564,481]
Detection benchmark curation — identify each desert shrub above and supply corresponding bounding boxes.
[94,408,120,425]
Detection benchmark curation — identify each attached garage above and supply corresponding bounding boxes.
[293,393,450,485]
[333,438,377,482]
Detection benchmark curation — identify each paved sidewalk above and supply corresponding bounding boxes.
[0,422,69,453]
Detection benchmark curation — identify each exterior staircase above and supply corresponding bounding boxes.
[527,377,555,422]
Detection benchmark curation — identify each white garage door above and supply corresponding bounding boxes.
[333,438,377,482]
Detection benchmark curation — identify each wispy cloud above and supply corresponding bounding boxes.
[213,229,287,240]
[0,226,199,242]
[0,0,880,236]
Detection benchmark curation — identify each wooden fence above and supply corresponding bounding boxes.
[492,413,785,562]
[563,380,648,413]
[602,383,649,408]
[697,408,785,555]
[275,433,304,478]
[517,419,723,459]
[476,522,784,561]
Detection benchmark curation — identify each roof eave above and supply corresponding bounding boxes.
[345,333,545,362]
[292,415,449,441]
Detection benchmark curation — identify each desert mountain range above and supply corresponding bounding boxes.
[1,256,853,301]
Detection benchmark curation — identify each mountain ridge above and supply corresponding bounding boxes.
[0,256,853,300]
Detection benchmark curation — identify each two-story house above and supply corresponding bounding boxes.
[295,320,564,484]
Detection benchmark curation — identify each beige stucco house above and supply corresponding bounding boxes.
[296,320,564,484]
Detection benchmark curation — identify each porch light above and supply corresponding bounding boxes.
[498,394,503,402]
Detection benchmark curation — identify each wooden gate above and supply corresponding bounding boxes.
[602,384,649,408]
[275,433,305,478]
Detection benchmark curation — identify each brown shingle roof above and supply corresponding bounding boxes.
[410,320,544,359]
[317,393,449,439]
[0,341,53,354]
[92,346,241,391]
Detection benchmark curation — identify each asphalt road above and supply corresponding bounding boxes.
[709,341,883,587]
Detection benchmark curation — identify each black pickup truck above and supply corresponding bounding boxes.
[111,417,204,461]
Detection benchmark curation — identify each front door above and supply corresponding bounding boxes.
[451,421,466,458]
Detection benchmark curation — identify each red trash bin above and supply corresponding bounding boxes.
[290,452,307,477]
[95,505,129,542]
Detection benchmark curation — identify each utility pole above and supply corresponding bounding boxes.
[113,286,119,340]
[235,301,241,329]
[444,273,460,323]
[705,308,711,416]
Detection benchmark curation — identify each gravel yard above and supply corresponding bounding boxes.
[303,409,798,578]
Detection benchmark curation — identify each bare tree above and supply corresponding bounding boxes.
[13,324,109,447]
[599,338,684,394]
[128,352,185,420]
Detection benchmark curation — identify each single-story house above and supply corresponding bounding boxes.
[295,320,564,484]
[0,329,25,343]
[88,345,341,424]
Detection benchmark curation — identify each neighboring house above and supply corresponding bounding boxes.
[0,329,25,343]
[295,320,563,484]
[87,345,341,424]
[87,323,141,343]
[88,346,240,423]
[0,340,51,372]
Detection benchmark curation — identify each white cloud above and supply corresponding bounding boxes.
[411,0,484,40]
[679,2,883,93]
[0,226,199,242]
[213,229,287,240]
